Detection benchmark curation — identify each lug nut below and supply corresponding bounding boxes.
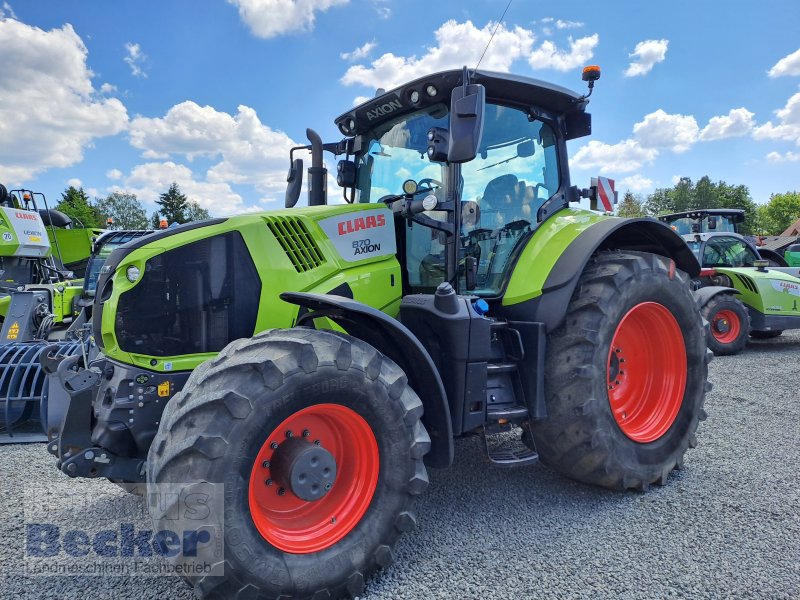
[270,442,278,449]
[285,430,293,438]
[262,460,269,469]
[302,429,310,438]
[331,517,336,524]
[314,439,321,446]
[265,479,273,486]
[277,487,286,496]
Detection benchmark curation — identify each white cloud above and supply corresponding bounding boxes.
[699,108,755,141]
[341,20,534,90]
[633,109,699,153]
[671,175,682,185]
[66,177,82,188]
[129,101,298,205]
[766,151,800,162]
[556,19,583,29]
[624,39,668,77]
[768,48,800,78]
[106,168,123,180]
[619,174,653,192]
[227,0,348,38]
[540,17,554,24]
[1,2,17,19]
[340,40,376,61]
[120,162,245,215]
[371,0,390,19]
[124,42,147,78]
[753,92,800,146]
[571,139,657,173]
[0,19,128,184]
[528,34,599,71]
[100,82,117,94]
[352,95,371,106]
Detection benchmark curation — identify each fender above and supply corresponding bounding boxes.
[693,285,741,310]
[280,291,454,469]
[756,248,789,267]
[501,215,701,331]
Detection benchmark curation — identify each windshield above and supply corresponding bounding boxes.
[355,103,449,204]
[354,102,561,296]
[666,216,738,235]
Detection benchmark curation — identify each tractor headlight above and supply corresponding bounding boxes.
[126,265,141,283]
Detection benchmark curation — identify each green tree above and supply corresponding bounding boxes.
[185,201,211,222]
[616,191,646,217]
[95,191,148,229]
[150,211,163,229]
[156,182,188,224]
[642,176,758,234]
[759,191,800,235]
[56,186,102,228]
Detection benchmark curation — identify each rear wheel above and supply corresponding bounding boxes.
[701,294,750,355]
[147,328,430,599]
[531,251,710,491]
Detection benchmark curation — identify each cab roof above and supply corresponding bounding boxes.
[334,68,590,140]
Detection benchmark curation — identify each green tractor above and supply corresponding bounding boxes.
[45,67,710,598]
[685,231,800,354]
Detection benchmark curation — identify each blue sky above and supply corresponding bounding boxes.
[0,0,798,216]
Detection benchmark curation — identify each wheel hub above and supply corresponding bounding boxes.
[714,318,730,334]
[271,437,337,502]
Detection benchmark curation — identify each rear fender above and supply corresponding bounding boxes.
[693,286,741,310]
[280,292,454,469]
[501,216,700,331]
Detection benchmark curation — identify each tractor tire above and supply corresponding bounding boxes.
[531,250,710,491]
[750,329,783,340]
[701,294,750,355]
[147,328,430,600]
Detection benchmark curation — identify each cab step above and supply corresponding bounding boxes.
[481,424,538,468]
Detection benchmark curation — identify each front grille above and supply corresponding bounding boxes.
[265,217,325,272]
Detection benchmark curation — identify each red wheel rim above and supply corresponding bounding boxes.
[607,302,687,443]
[248,404,379,554]
[711,309,740,344]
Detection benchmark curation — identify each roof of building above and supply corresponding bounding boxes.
[780,217,800,237]
[757,236,799,251]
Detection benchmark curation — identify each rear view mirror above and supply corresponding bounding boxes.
[448,71,485,164]
[517,140,535,158]
[285,158,303,208]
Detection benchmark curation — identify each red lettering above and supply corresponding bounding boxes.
[336,213,387,236]
[15,212,37,221]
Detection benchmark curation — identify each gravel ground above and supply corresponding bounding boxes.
[1,332,798,600]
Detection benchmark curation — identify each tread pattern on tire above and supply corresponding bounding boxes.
[531,250,711,492]
[147,328,429,600]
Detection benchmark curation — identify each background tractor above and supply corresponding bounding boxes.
[44,67,711,599]
[0,225,151,441]
[686,230,800,354]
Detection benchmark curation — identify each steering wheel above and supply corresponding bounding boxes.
[418,178,443,191]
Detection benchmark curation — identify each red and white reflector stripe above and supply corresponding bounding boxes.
[592,176,617,212]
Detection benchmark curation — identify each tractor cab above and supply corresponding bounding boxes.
[659,209,745,235]
[288,68,597,300]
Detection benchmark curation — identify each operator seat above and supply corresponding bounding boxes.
[480,174,519,229]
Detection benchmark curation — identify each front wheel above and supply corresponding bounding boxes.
[147,328,430,599]
[701,294,750,355]
[531,251,710,491]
